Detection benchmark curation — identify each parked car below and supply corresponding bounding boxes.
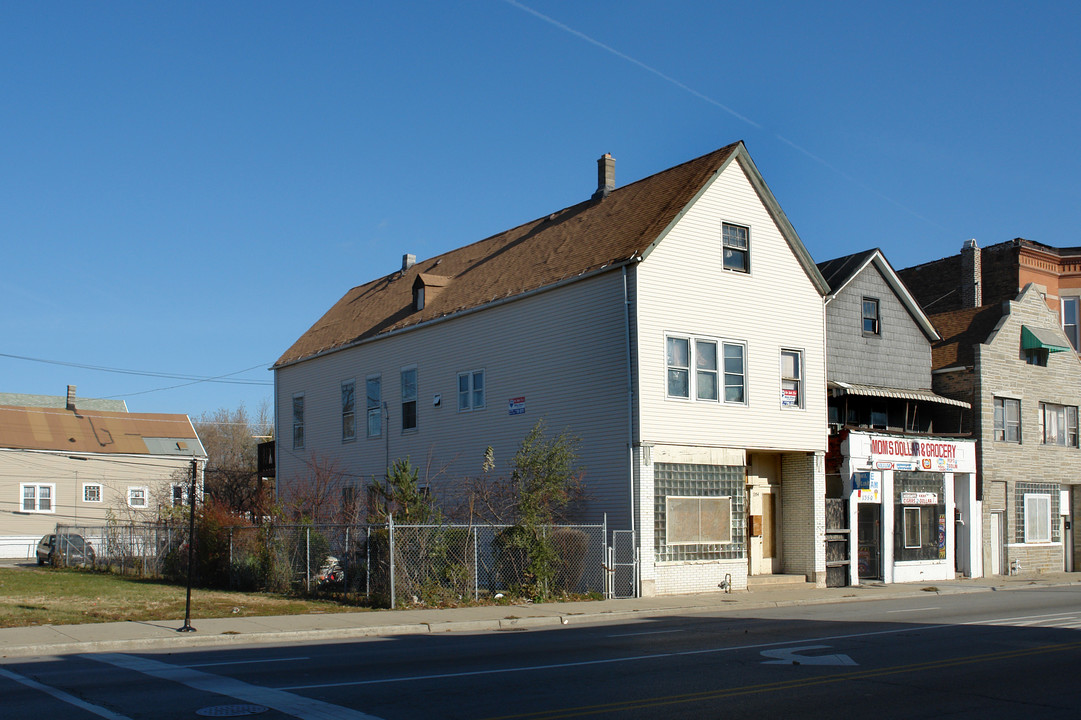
[36,534,96,567]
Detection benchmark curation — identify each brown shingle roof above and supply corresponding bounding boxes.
[928,304,1005,369]
[276,142,781,367]
[0,405,203,456]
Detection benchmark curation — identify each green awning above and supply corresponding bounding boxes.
[1022,325,1070,353]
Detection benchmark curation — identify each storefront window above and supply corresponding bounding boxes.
[893,471,945,562]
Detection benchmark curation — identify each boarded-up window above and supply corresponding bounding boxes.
[666,496,732,546]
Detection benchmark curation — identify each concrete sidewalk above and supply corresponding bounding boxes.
[2,572,1078,659]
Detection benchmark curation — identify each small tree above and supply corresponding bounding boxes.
[368,457,439,524]
[498,420,583,600]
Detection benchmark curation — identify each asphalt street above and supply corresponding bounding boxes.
[3,584,1080,719]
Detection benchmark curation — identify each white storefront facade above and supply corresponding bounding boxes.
[841,431,979,585]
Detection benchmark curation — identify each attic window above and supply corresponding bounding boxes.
[412,273,451,312]
[722,222,749,273]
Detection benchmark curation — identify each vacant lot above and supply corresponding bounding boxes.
[0,567,360,628]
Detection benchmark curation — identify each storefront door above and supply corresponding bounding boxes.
[749,485,781,575]
[857,504,881,580]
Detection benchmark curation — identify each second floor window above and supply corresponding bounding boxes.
[367,375,382,438]
[458,370,486,411]
[292,394,305,449]
[1063,297,1080,351]
[401,367,418,431]
[781,349,803,409]
[994,397,1021,443]
[1040,402,1078,447]
[341,380,356,441]
[83,484,102,503]
[667,335,745,404]
[862,298,880,335]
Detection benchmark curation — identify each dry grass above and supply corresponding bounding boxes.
[0,567,362,628]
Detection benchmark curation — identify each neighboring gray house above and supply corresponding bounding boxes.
[929,284,1081,575]
[817,250,976,585]
[274,142,831,596]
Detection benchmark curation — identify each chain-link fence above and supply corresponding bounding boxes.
[54,518,624,606]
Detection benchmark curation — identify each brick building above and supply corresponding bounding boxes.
[899,238,1081,351]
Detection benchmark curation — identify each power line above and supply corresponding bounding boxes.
[0,353,272,386]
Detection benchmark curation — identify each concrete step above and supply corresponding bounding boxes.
[747,573,809,589]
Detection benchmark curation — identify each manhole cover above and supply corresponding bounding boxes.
[195,705,269,717]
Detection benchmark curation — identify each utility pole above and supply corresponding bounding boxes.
[178,458,198,632]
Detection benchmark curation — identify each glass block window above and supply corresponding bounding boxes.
[655,463,745,562]
[1015,482,1059,543]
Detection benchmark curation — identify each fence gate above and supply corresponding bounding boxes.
[608,530,637,598]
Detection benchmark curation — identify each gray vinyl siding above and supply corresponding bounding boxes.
[634,158,827,452]
[825,264,933,389]
[275,271,633,525]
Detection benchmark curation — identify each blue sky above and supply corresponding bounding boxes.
[3,1,1079,420]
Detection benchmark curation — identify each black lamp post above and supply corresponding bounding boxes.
[178,457,197,632]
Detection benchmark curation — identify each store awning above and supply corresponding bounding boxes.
[828,381,971,408]
[1021,325,1070,354]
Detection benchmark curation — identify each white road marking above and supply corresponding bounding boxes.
[0,666,134,720]
[88,653,384,720]
[964,611,1081,628]
[886,607,940,613]
[607,629,686,637]
[760,645,857,666]
[279,623,949,691]
[183,656,310,668]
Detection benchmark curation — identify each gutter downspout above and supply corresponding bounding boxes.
[623,264,638,596]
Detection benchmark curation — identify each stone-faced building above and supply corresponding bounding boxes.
[930,284,1081,575]
[817,250,976,586]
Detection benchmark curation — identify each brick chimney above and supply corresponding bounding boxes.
[592,153,615,200]
[66,385,77,411]
[960,239,982,308]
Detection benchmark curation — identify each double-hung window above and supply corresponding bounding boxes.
[458,370,486,411]
[1040,402,1078,447]
[128,487,148,508]
[721,222,749,273]
[862,298,880,336]
[1063,297,1080,351]
[667,335,744,403]
[780,349,803,409]
[667,337,691,398]
[696,341,718,401]
[1024,493,1052,543]
[341,380,356,441]
[366,375,382,438]
[21,484,54,513]
[723,343,745,403]
[292,394,305,450]
[994,397,1021,443]
[401,366,418,431]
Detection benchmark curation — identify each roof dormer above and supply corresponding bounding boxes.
[412,273,452,311]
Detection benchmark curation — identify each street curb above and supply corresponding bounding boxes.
[2,579,1077,659]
